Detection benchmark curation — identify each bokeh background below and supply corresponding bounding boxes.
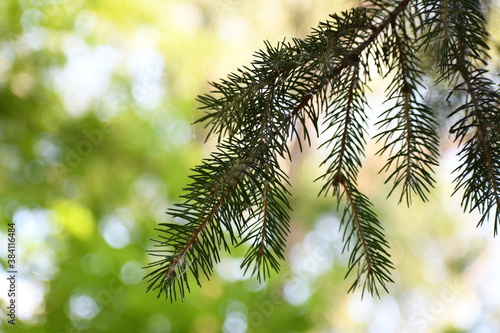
[1,0,500,332]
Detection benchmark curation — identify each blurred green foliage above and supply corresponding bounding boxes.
[1,0,500,332]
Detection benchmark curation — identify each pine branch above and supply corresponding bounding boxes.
[375,12,440,205]
[146,43,297,300]
[450,7,500,234]
[422,0,500,233]
[238,74,292,281]
[196,40,306,146]
[289,0,412,126]
[339,176,394,297]
[451,68,500,234]
[145,0,500,301]
[317,64,368,193]
[239,159,291,280]
[145,139,259,301]
[313,60,395,296]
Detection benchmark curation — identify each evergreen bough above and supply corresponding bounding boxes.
[144,0,500,301]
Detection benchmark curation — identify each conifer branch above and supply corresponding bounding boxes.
[339,176,394,297]
[239,77,292,280]
[422,0,500,233]
[145,0,500,301]
[145,140,257,301]
[375,13,440,205]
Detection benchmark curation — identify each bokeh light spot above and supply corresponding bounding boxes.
[52,200,95,240]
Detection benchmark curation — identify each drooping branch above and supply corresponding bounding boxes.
[339,176,394,297]
[428,0,500,234]
[145,0,500,302]
[375,13,440,205]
